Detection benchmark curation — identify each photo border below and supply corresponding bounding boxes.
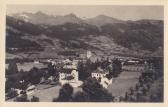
[0,0,167,107]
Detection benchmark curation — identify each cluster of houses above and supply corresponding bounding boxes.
[57,50,113,88]
[59,59,82,87]
[56,58,113,88]
[36,50,113,89]
[7,50,146,99]
[45,50,147,89]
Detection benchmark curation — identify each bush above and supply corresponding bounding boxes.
[53,84,73,102]
[31,96,40,102]
[81,77,113,102]
[6,89,18,99]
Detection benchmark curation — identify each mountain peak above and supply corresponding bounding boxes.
[87,14,124,26]
[65,13,77,18]
[96,14,108,18]
[95,14,119,20]
[35,11,47,16]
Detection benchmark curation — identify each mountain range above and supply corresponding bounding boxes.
[6,11,163,58]
[10,11,125,26]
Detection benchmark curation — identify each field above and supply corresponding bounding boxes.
[6,64,161,102]
[108,71,141,97]
[28,85,82,102]
[28,71,141,101]
[26,70,141,102]
[6,62,47,71]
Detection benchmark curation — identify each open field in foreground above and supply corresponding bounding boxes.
[28,85,82,102]
[29,71,141,102]
[108,71,141,97]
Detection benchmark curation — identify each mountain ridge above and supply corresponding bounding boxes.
[10,12,163,27]
[6,14,163,58]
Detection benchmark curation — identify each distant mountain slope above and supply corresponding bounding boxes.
[12,12,86,25]
[6,14,163,57]
[101,20,163,51]
[86,15,125,26]
[45,23,100,40]
[11,12,126,26]
[6,16,45,35]
[6,27,43,53]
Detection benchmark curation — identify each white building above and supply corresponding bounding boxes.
[87,50,92,59]
[91,67,108,80]
[14,88,23,96]
[91,67,112,88]
[34,60,39,64]
[59,60,82,87]
[26,85,36,95]
[100,77,113,88]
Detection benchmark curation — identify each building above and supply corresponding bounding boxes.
[100,77,113,88]
[59,59,82,87]
[87,50,92,59]
[91,67,112,88]
[26,85,36,95]
[91,67,108,80]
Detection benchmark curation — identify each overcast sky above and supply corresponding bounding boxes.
[7,5,163,20]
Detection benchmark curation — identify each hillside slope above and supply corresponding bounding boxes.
[6,15,163,58]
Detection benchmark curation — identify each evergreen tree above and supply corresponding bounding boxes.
[48,62,56,76]
[53,84,73,102]
[72,91,89,102]
[28,67,42,84]
[15,91,29,102]
[31,96,40,102]
[82,77,113,102]
[7,61,18,75]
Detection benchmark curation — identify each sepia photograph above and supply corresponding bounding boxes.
[5,5,164,102]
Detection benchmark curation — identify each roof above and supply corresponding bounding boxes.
[62,59,72,63]
[92,67,108,74]
[59,68,74,73]
[63,64,77,69]
[27,85,35,90]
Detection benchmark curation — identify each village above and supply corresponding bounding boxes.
[5,50,163,102]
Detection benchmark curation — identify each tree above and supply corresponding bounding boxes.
[15,91,29,102]
[78,62,90,80]
[112,59,122,77]
[30,96,40,102]
[82,77,113,102]
[48,62,56,76]
[7,61,18,75]
[5,79,13,93]
[19,81,28,90]
[6,89,18,99]
[28,67,42,84]
[53,84,73,102]
[72,91,89,102]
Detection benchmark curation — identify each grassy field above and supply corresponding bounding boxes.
[28,84,82,102]
[6,62,47,71]
[32,71,141,101]
[108,71,141,97]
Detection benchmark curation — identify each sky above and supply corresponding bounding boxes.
[7,5,163,20]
